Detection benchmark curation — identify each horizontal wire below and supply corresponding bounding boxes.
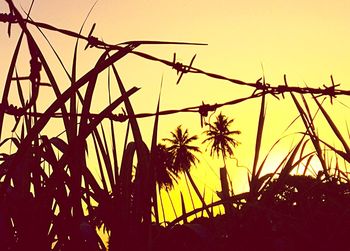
[0,11,348,123]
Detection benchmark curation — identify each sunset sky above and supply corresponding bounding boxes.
[1,0,350,221]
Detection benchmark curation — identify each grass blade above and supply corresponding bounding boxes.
[0,33,24,139]
[312,94,350,155]
[286,75,329,178]
[91,129,108,191]
[250,92,266,193]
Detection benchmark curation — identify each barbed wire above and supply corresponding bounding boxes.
[0,8,349,126]
[8,93,261,126]
[1,10,347,91]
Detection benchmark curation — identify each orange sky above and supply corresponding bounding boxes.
[1,0,350,221]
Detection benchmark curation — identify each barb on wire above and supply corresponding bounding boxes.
[109,108,128,123]
[255,77,270,91]
[315,75,340,104]
[252,77,274,97]
[0,12,15,23]
[173,53,197,85]
[198,101,217,127]
[84,23,98,50]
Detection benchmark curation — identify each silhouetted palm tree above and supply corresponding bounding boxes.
[152,143,178,190]
[163,125,200,173]
[202,113,241,167]
[202,113,240,210]
[163,125,212,217]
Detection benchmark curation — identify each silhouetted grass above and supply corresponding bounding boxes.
[1,1,350,250]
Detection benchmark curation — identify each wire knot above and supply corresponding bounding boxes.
[0,13,16,23]
[198,102,216,127]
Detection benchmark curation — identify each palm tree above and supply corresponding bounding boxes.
[163,126,200,173]
[202,113,240,213]
[163,125,212,217]
[152,143,178,190]
[202,113,241,167]
[151,143,179,223]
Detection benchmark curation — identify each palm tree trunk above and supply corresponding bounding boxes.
[221,156,234,215]
[184,170,213,218]
[223,156,233,195]
[158,187,166,224]
[166,190,178,218]
[184,173,196,212]
[219,167,233,215]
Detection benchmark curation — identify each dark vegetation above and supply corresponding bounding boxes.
[1,1,350,250]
